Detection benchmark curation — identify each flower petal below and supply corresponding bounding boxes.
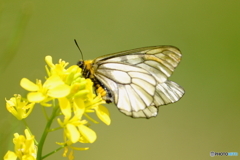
[78,125,96,143]
[95,105,111,125]
[22,155,35,160]
[59,98,71,118]
[4,151,17,160]
[73,97,85,117]
[66,124,80,143]
[27,92,45,102]
[20,78,39,91]
[48,84,70,98]
[45,56,54,68]
[6,103,19,118]
[44,76,64,89]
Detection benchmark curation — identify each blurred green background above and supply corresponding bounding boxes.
[1,0,239,159]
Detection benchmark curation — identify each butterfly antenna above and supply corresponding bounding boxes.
[74,39,84,60]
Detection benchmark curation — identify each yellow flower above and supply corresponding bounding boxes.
[5,56,112,160]
[84,93,111,125]
[20,75,70,103]
[58,96,85,120]
[45,55,70,78]
[6,94,35,120]
[58,98,97,144]
[4,129,37,160]
[45,55,83,87]
[4,151,17,160]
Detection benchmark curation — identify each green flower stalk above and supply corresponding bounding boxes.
[4,56,111,160]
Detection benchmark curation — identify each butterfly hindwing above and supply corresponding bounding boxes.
[90,46,184,118]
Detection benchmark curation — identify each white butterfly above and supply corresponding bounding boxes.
[77,46,184,118]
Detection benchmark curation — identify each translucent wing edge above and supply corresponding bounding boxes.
[93,45,181,63]
[118,80,184,119]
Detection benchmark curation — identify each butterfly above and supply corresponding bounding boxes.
[77,45,184,118]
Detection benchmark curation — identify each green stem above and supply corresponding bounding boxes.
[42,145,65,159]
[49,127,62,132]
[41,105,49,120]
[84,113,99,124]
[37,106,59,160]
[22,119,38,145]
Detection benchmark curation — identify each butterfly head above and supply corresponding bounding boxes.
[76,60,84,69]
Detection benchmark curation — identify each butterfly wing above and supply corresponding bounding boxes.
[92,46,184,118]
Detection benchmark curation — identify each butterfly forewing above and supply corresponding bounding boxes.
[81,45,184,118]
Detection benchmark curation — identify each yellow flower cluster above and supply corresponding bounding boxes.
[6,94,35,120]
[4,56,111,160]
[4,129,36,160]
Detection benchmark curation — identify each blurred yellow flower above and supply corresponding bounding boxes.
[4,129,37,160]
[6,94,35,120]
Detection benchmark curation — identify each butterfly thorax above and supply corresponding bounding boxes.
[77,60,113,103]
[77,60,93,78]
